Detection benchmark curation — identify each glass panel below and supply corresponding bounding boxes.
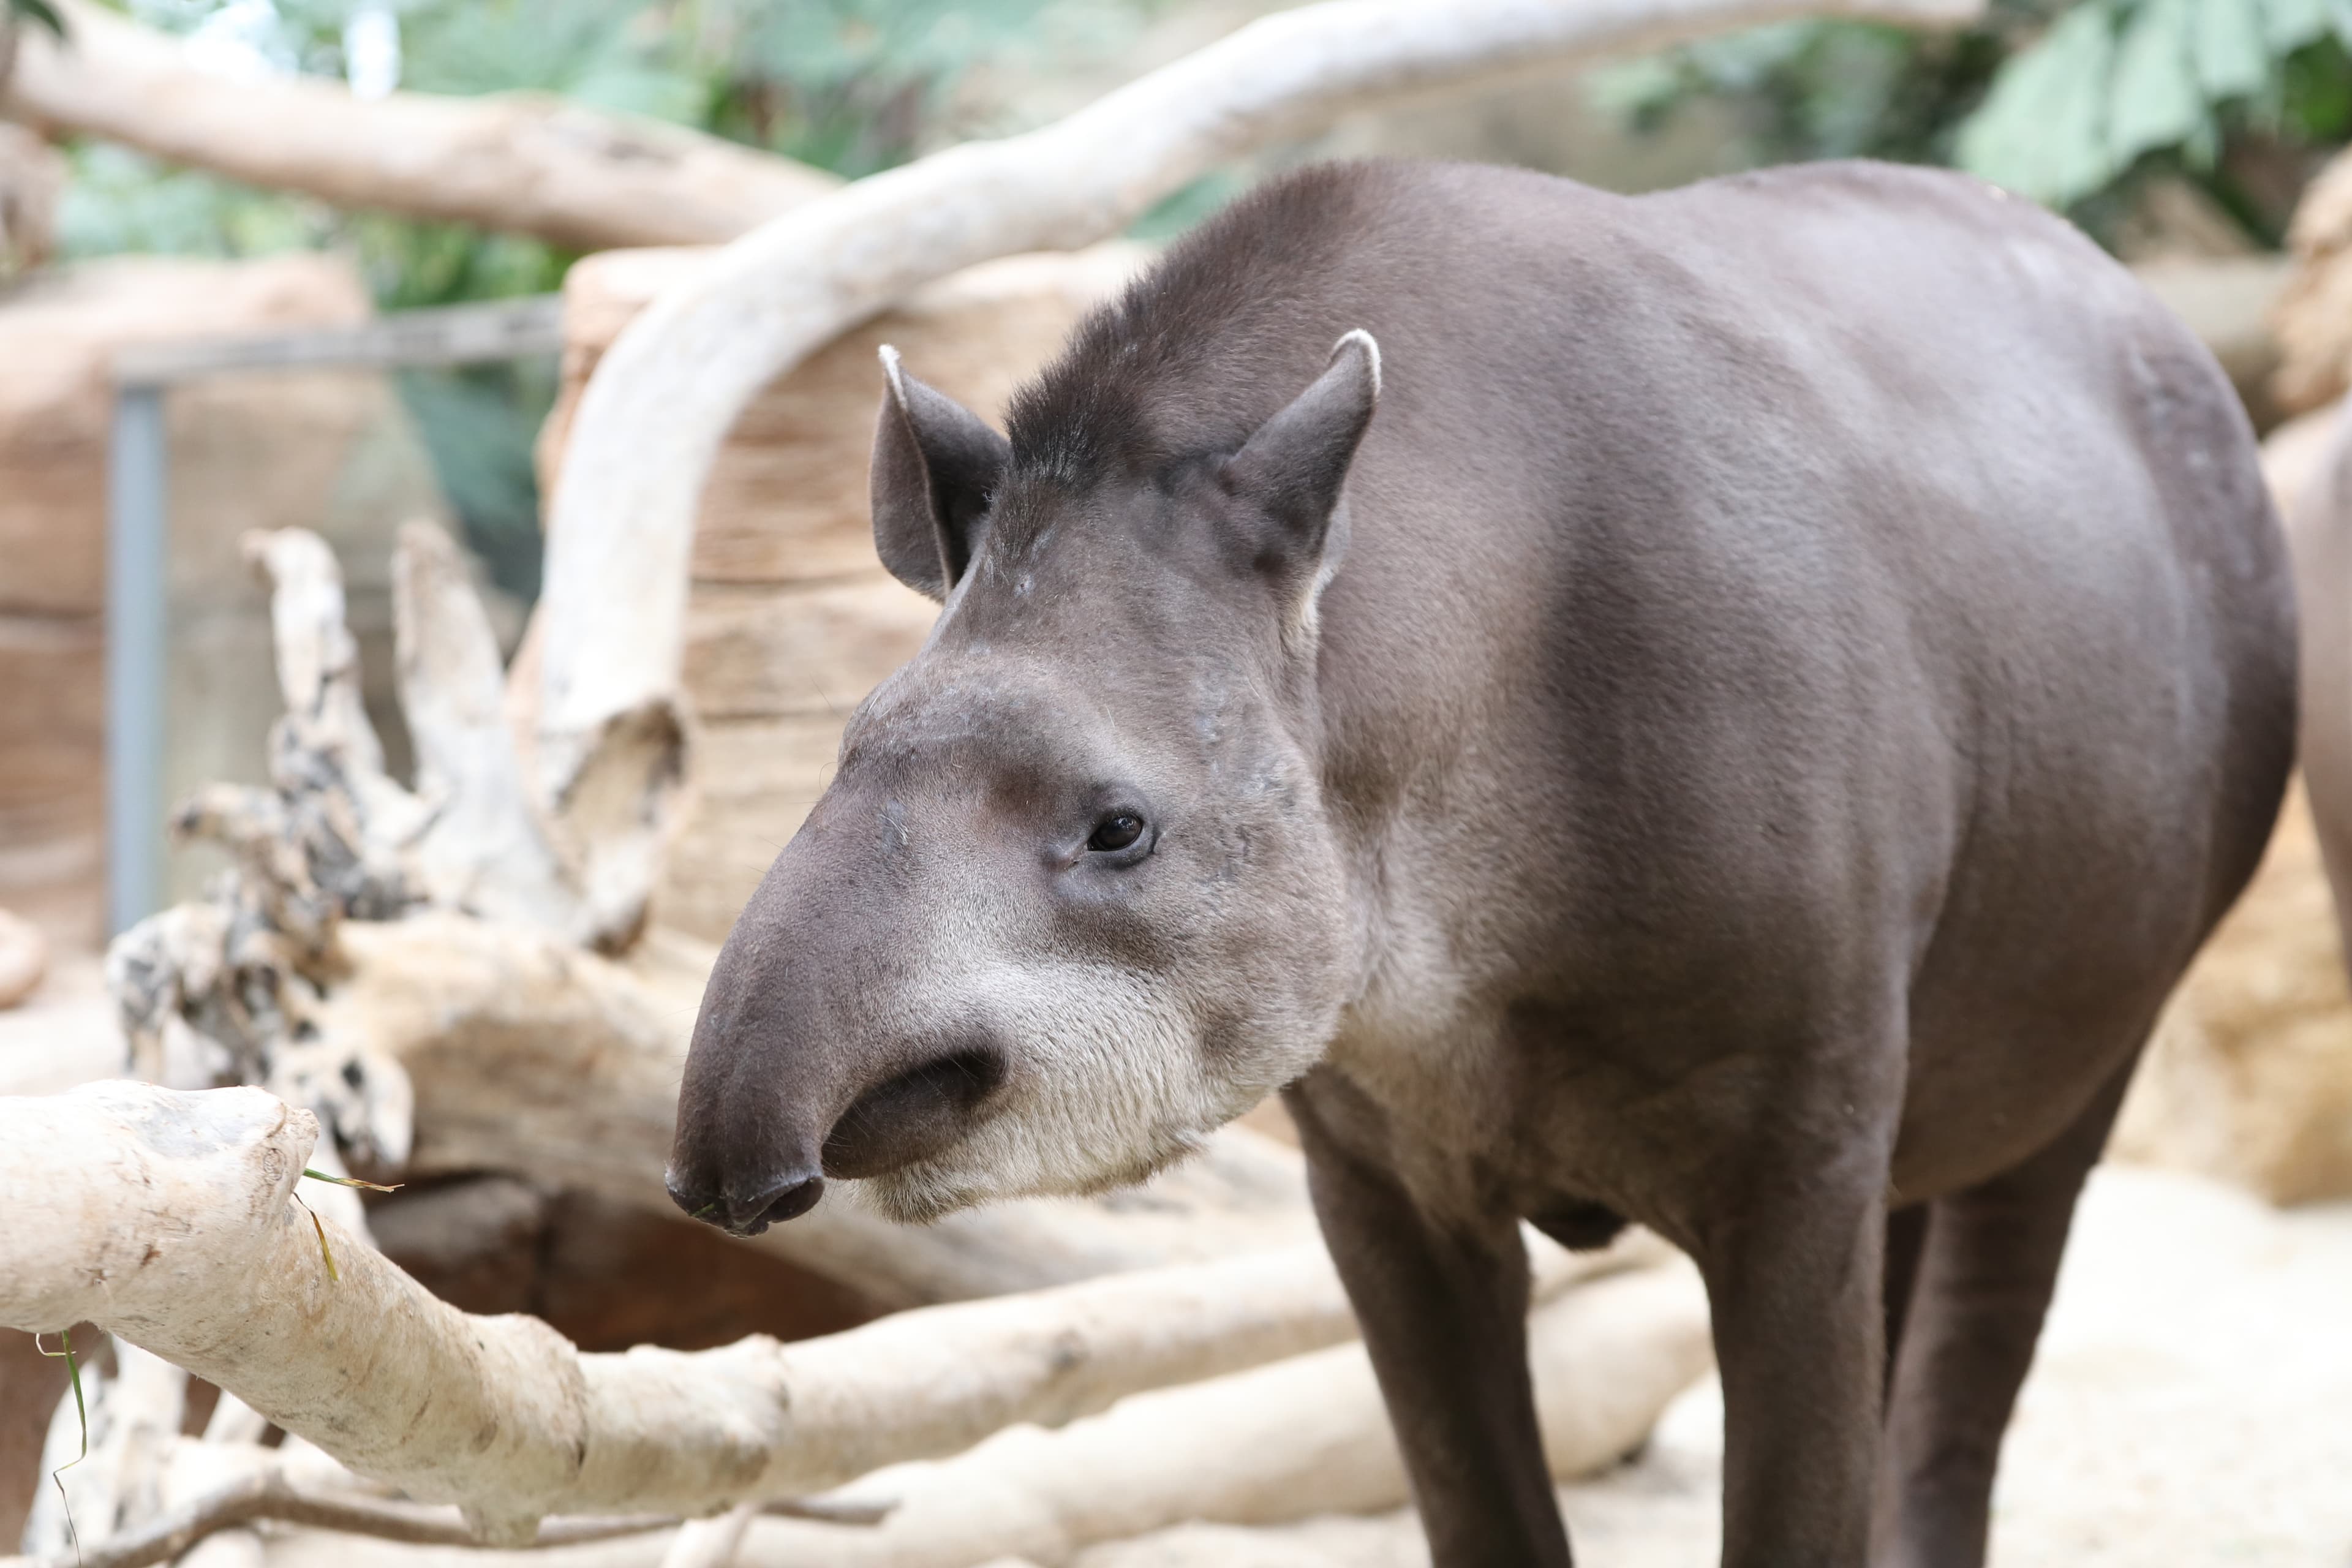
[159,360,543,907]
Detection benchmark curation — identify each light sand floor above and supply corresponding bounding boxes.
[1076,1163,2352,1567]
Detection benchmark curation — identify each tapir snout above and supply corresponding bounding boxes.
[665,1026,1008,1236]
[663,816,1021,1236]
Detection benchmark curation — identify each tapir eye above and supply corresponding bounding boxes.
[1087,813,1147,853]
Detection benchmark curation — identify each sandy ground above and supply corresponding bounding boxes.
[1077,1163,2352,1567]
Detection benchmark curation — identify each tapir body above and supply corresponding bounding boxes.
[669,160,2295,1566]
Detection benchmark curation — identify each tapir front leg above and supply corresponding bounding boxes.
[1285,1073,1574,1568]
[1696,1101,1898,1566]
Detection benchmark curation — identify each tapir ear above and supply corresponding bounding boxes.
[871,345,1012,601]
[1220,330,1381,592]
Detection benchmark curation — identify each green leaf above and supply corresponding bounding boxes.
[2194,0,2275,97]
[1956,1,2121,206]
[2259,0,2332,52]
[2109,0,2210,165]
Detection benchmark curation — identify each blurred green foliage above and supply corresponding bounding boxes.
[47,0,1152,604]
[4,0,66,34]
[1594,0,2352,247]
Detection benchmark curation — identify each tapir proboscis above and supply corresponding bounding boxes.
[666,159,2296,1566]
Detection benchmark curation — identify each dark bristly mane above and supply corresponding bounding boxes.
[1005,162,1388,486]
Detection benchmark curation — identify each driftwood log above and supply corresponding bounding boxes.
[0,907,43,1008]
[2271,145,2352,417]
[0,0,838,252]
[0,1082,1692,1564]
[155,1261,1708,1568]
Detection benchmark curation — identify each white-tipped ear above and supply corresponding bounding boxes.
[1222,329,1379,540]
[1334,328,1381,399]
[1219,330,1379,647]
[869,346,1011,601]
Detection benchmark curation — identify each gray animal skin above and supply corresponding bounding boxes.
[666,159,2296,1567]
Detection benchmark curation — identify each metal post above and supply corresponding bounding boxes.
[106,383,168,937]
[96,294,563,935]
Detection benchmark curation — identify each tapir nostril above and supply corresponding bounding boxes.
[722,1171,826,1236]
[823,1042,1006,1180]
[748,1174,826,1231]
[668,1162,826,1236]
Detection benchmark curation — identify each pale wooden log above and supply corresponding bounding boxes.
[0,0,837,253]
[389,521,576,932]
[18,1438,894,1568]
[36,1472,687,1568]
[2260,397,2345,526]
[138,1263,1709,1568]
[8,1439,888,1568]
[713,1261,1710,1568]
[532,0,1988,950]
[236,527,427,929]
[199,1393,271,1448]
[0,905,45,1009]
[0,122,61,283]
[656,1504,758,1568]
[0,1083,1649,1542]
[21,1342,187,1560]
[113,523,570,1172]
[2272,146,2352,415]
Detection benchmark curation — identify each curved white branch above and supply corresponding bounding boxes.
[533,0,1989,946]
[0,1084,1664,1543]
[0,0,836,251]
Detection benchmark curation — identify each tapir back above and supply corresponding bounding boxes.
[1093,160,2295,1208]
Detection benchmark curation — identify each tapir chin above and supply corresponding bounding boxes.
[667,159,2294,1566]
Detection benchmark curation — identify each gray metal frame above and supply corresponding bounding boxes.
[105,294,566,935]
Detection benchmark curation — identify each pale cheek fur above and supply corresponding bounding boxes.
[843,960,1324,1221]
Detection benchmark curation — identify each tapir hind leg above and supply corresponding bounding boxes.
[1870,1057,2139,1568]
[1284,1075,1575,1568]
[1882,1202,1931,1416]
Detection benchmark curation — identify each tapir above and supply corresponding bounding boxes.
[667,159,2295,1566]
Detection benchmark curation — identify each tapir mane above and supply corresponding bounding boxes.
[1004,161,1390,488]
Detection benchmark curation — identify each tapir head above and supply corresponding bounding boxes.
[665,330,1382,1233]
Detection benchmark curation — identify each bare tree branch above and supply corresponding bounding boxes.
[0,0,837,252]
[0,1084,1664,1545]
[21,1469,892,1568]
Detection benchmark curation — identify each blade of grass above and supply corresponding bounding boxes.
[292,1194,338,1284]
[301,1168,401,1193]
[36,1326,87,1567]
